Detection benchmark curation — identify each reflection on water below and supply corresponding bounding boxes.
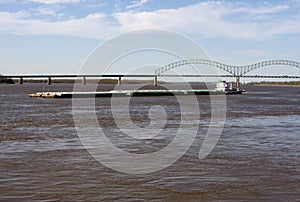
[0,84,299,201]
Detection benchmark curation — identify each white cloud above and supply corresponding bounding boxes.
[0,1,299,40]
[0,11,120,39]
[115,1,299,40]
[29,5,66,19]
[27,0,82,4]
[115,2,260,39]
[85,2,107,9]
[126,0,149,9]
[232,4,289,16]
[269,15,300,35]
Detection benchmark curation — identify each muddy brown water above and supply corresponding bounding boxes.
[0,83,299,201]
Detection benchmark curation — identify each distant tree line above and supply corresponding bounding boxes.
[0,75,14,84]
[250,81,300,85]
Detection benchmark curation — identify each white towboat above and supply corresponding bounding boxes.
[216,81,245,94]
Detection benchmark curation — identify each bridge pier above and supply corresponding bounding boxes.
[236,77,240,89]
[19,77,23,85]
[48,77,51,85]
[118,77,122,85]
[154,76,157,86]
[82,77,86,85]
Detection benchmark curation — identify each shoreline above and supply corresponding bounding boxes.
[251,84,300,87]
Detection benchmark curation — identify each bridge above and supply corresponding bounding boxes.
[1,59,299,87]
[155,59,300,88]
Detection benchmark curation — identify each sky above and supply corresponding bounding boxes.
[0,0,300,79]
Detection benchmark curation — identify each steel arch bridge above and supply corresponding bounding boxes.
[155,59,300,77]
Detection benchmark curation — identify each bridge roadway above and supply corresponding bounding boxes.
[1,74,299,86]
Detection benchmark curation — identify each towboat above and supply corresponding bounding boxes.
[216,81,245,94]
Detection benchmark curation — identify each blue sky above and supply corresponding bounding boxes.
[0,0,300,78]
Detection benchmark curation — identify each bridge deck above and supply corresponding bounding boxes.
[1,74,299,79]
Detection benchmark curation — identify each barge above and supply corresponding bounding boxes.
[28,89,221,98]
[28,81,245,98]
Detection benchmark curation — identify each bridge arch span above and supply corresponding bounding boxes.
[155,59,300,77]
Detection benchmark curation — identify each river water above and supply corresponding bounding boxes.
[0,84,299,201]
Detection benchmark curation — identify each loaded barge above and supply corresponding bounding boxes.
[28,81,245,98]
[28,89,220,98]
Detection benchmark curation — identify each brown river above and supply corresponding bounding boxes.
[0,83,299,201]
